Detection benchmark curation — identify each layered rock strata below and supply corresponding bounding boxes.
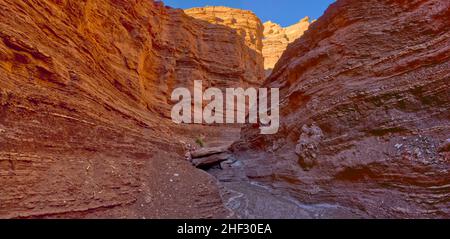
[0,0,264,218]
[234,0,450,218]
[263,17,311,75]
[185,6,265,86]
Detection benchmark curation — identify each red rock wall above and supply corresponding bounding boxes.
[185,6,264,86]
[262,17,311,75]
[234,0,450,218]
[0,0,263,218]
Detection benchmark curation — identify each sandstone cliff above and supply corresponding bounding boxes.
[234,0,450,218]
[0,0,263,218]
[184,6,265,85]
[263,17,311,75]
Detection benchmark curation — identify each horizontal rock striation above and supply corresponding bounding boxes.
[263,17,311,76]
[0,0,264,218]
[234,0,450,218]
[184,6,265,86]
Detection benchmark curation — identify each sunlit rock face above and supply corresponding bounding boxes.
[262,17,311,76]
[184,6,265,86]
[0,0,266,218]
[234,0,450,218]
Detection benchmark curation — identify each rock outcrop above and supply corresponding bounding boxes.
[184,6,265,86]
[0,0,264,218]
[263,17,311,75]
[234,0,450,218]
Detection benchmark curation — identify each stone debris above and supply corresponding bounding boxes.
[191,146,230,159]
[295,123,324,169]
[192,153,232,168]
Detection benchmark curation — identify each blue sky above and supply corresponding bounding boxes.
[162,0,335,27]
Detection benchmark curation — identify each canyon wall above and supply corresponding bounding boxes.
[0,0,263,218]
[234,0,450,218]
[263,17,311,76]
[184,6,265,86]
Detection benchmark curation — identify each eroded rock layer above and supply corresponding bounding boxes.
[184,6,265,85]
[263,17,311,75]
[0,0,264,218]
[234,0,450,218]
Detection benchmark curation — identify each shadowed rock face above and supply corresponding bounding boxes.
[263,17,311,76]
[0,0,264,218]
[234,0,450,218]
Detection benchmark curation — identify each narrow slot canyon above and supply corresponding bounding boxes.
[0,0,448,219]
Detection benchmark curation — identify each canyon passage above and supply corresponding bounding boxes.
[170,80,280,134]
[0,0,449,219]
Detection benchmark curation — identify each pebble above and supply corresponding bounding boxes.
[439,138,450,152]
[414,148,422,157]
[184,152,192,161]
